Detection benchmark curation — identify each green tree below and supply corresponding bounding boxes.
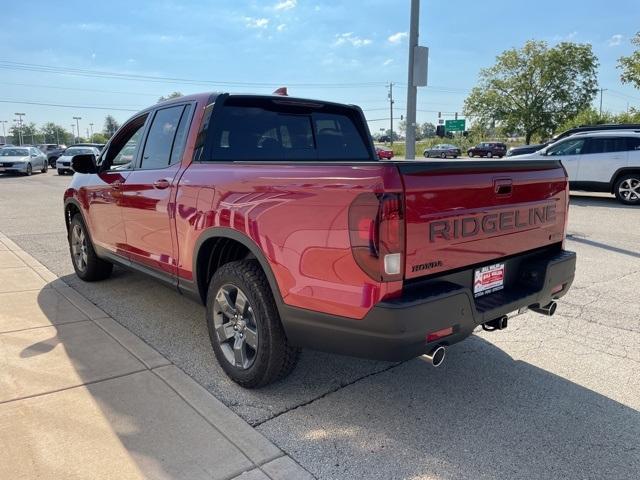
[40,122,71,145]
[9,122,39,145]
[419,122,436,139]
[90,133,109,144]
[158,91,184,102]
[618,32,640,89]
[103,115,120,137]
[464,40,598,144]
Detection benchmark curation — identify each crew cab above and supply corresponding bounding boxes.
[64,93,576,388]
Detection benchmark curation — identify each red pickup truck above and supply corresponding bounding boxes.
[64,93,576,388]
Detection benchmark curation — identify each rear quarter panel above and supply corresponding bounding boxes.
[175,162,403,319]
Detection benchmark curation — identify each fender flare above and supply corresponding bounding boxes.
[610,167,640,193]
[192,227,284,307]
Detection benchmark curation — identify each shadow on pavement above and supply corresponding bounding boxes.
[258,336,640,480]
[567,234,640,259]
[34,272,640,480]
[569,193,634,210]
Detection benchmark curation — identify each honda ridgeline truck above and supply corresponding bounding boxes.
[64,93,576,387]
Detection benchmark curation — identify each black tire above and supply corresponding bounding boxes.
[487,152,493,158]
[440,153,447,159]
[41,162,48,173]
[424,152,430,158]
[68,215,113,281]
[468,152,473,158]
[58,169,65,175]
[206,260,300,388]
[614,173,640,205]
[25,163,32,176]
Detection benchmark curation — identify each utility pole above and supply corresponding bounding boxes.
[405,0,420,159]
[70,124,76,143]
[388,82,394,145]
[599,88,607,116]
[73,116,82,142]
[15,113,25,146]
[89,122,94,140]
[0,120,7,143]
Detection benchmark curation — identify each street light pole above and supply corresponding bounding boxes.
[89,123,94,141]
[0,120,7,143]
[73,116,82,142]
[599,88,607,117]
[70,124,76,143]
[15,113,25,146]
[405,0,420,160]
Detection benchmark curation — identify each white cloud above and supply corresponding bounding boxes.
[333,32,372,48]
[608,34,623,46]
[245,17,269,29]
[553,31,577,42]
[388,32,407,44]
[274,0,296,10]
[277,23,286,32]
[383,58,393,66]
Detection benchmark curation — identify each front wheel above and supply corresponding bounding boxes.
[25,163,32,176]
[614,174,640,205]
[41,162,48,173]
[487,152,493,158]
[206,260,300,388]
[58,169,65,175]
[68,215,113,281]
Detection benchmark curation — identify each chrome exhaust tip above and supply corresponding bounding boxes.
[425,345,446,367]
[531,301,557,316]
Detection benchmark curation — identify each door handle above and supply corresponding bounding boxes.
[153,178,171,189]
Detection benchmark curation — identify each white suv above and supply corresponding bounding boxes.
[528,131,640,205]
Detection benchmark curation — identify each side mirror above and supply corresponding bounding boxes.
[71,154,97,174]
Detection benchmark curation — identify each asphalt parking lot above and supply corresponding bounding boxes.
[1,170,638,480]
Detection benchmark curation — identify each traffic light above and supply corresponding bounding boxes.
[436,125,445,137]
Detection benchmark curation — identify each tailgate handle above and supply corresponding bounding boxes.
[494,179,513,196]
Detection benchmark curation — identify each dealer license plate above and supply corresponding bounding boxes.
[474,263,505,297]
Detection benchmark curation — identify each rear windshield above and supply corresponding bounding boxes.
[207,97,371,162]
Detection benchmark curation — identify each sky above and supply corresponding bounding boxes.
[0,0,639,140]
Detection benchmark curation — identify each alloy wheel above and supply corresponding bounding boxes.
[213,284,258,370]
[618,177,640,203]
[71,224,88,272]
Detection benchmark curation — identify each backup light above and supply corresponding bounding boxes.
[384,253,401,275]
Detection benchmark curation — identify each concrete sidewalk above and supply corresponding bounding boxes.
[0,232,312,480]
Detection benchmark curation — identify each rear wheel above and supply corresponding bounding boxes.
[440,153,447,159]
[614,174,640,205]
[41,162,48,173]
[68,215,113,281]
[487,152,493,158]
[206,260,300,388]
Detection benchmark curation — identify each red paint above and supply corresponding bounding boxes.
[64,92,571,325]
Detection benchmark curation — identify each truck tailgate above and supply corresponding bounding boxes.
[398,159,568,280]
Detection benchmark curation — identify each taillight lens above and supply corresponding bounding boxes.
[349,192,405,281]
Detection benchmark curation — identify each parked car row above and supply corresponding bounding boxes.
[0,143,105,176]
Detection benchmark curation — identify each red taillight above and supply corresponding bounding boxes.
[349,192,404,281]
[426,327,454,343]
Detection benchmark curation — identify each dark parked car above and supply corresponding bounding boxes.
[40,144,68,167]
[424,144,461,158]
[467,142,507,158]
[507,143,546,157]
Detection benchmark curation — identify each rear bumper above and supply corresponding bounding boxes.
[281,249,576,361]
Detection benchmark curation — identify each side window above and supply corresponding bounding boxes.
[102,114,148,171]
[626,137,640,151]
[586,137,626,154]
[140,105,186,170]
[547,138,585,156]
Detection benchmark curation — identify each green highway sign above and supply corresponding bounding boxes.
[445,119,466,132]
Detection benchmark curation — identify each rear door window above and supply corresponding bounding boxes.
[208,99,371,162]
[585,137,627,154]
[140,105,189,170]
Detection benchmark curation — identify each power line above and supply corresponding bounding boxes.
[0,80,162,97]
[0,60,389,89]
[0,99,140,112]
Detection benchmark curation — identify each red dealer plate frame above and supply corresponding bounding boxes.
[473,263,505,297]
